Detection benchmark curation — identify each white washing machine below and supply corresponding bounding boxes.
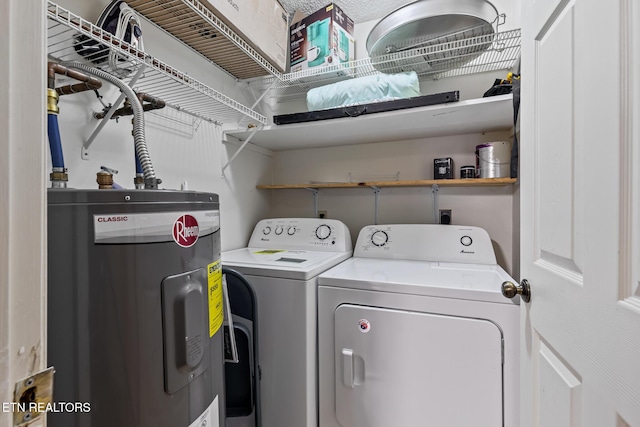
[222,218,352,427]
[317,224,519,427]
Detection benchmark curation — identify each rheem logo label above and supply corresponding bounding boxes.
[173,215,199,248]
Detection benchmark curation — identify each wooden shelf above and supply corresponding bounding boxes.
[225,94,513,151]
[257,178,516,190]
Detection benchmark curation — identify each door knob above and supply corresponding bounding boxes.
[501,279,531,303]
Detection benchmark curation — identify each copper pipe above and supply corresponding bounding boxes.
[137,92,166,109]
[94,92,166,119]
[48,62,102,94]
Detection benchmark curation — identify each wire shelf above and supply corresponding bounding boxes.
[247,28,521,103]
[122,0,282,80]
[46,1,267,126]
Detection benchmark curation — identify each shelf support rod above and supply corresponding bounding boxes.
[305,188,319,218]
[250,80,277,110]
[82,65,146,160]
[222,127,259,174]
[431,184,440,224]
[371,186,381,225]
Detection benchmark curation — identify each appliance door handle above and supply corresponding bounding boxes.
[222,274,239,363]
[342,348,354,388]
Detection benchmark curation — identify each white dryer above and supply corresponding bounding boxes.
[317,224,519,427]
[222,218,352,427]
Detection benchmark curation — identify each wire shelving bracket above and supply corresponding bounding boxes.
[46,1,267,130]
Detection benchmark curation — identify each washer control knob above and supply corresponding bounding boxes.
[262,226,272,235]
[315,224,331,240]
[371,230,388,247]
[287,226,296,236]
[275,226,283,235]
[460,236,473,246]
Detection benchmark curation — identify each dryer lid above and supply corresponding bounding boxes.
[318,257,519,304]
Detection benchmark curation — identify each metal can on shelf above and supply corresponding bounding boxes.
[460,165,476,179]
[475,141,511,178]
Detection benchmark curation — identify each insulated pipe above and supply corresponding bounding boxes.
[60,61,160,189]
[47,88,67,188]
[46,62,102,187]
[95,93,165,189]
[48,112,64,169]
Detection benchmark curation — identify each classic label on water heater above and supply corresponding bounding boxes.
[93,210,219,244]
[208,260,224,337]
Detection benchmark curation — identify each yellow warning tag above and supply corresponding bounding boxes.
[254,249,285,254]
[207,260,223,337]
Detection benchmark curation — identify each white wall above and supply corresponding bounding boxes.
[53,0,274,250]
[270,130,517,275]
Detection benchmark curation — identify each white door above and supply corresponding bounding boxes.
[520,0,640,425]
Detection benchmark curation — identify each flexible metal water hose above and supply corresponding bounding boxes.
[60,62,159,189]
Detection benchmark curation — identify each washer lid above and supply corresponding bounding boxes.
[222,247,352,280]
[366,0,498,72]
[318,257,519,304]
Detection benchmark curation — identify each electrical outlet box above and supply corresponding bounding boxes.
[318,210,328,219]
[439,209,452,225]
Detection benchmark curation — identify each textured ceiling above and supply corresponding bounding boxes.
[279,0,414,24]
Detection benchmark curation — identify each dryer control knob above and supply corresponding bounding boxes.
[287,226,296,235]
[460,236,473,246]
[315,224,331,240]
[262,226,272,235]
[275,226,283,235]
[371,230,388,247]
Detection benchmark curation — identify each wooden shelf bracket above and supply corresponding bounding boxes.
[304,188,319,218]
[371,186,381,225]
[432,184,440,224]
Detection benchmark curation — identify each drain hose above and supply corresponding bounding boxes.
[60,62,159,189]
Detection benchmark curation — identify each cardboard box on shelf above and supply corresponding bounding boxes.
[290,3,355,74]
[434,158,454,180]
[201,0,289,73]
